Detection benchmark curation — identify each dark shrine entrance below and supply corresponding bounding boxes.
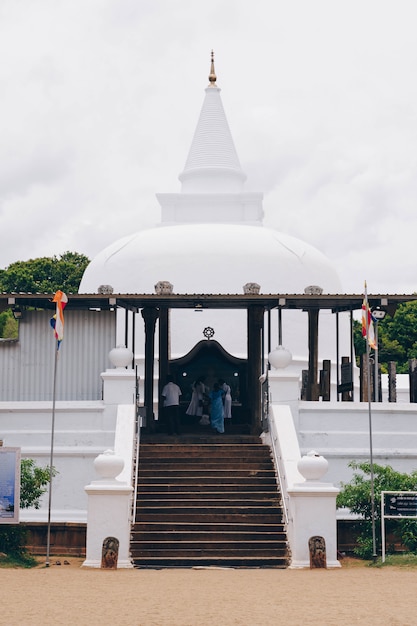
[168,339,249,432]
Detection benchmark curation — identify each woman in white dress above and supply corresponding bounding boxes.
[219,379,232,419]
[186,377,206,418]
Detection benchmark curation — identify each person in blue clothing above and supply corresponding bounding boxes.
[209,382,225,433]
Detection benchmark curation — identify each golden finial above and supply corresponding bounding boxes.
[208,50,217,85]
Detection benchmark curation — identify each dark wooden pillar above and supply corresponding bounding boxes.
[409,359,417,403]
[141,307,159,430]
[158,307,170,413]
[341,356,353,402]
[307,308,320,401]
[388,361,397,403]
[247,305,264,434]
[320,359,331,401]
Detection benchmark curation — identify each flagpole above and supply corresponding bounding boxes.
[364,281,377,561]
[46,340,59,567]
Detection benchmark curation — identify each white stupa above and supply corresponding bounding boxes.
[80,54,348,370]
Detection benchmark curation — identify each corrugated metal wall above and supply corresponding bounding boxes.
[0,309,116,401]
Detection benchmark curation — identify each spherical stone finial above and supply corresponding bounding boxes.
[268,345,292,369]
[208,50,217,85]
[93,449,124,480]
[109,345,133,369]
[297,450,329,481]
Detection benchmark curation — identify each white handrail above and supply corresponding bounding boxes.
[131,415,142,524]
[267,412,290,528]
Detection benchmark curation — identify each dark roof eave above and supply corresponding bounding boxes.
[1,292,416,313]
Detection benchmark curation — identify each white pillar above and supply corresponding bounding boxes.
[287,451,341,569]
[101,345,136,405]
[83,450,134,569]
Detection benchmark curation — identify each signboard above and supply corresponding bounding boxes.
[0,447,21,524]
[381,491,417,562]
[384,492,417,517]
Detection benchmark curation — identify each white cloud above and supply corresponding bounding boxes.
[0,0,416,295]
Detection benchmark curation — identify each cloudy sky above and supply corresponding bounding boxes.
[1,0,416,294]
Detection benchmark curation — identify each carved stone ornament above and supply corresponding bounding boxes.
[101,536,119,570]
[154,281,173,295]
[243,282,261,295]
[309,536,327,569]
[304,285,323,295]
[97,284,114,294]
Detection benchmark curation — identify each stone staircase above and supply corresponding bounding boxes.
[130,435,289,568]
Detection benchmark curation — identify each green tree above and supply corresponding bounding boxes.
[337,461,417,558]
[353,301,417,374]
[19,459,56,509]
[0,251,90,294]
[0,310,18,339]
[378,301,417,373]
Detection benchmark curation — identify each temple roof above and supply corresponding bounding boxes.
[0,292,409,316]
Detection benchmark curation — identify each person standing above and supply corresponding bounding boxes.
[209,382,225,434]
[186,376,207,419]
[219,378,232,420]
[161,375,182,435]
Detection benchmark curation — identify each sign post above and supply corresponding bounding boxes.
[381,491,417,562]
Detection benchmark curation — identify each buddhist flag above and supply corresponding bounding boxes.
[50,290,68,346]
[362,283,376,350]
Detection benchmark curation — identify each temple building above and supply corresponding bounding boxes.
[1,55,417,567]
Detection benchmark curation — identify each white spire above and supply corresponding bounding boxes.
[157,53,263,225]
[178,52,247,193]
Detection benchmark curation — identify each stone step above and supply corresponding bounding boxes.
[140,435,262,445]
[132,542,287,559]
[132,555,288,568]
[138,475,278,485]
[138,469,276,478]
[139,446,272,457]
[137,514,283,523]
[132,522,285,533]
[137,483,278,492]
[137,499,281,509]
[138,462,274,472]
[137,499,281,515]
[137,490,280,500]
[131,531,287,542]
[139,454,273,463]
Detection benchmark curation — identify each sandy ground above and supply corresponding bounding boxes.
[1,558,416,626]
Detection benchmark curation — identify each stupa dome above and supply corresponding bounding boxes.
[80,222,341,295]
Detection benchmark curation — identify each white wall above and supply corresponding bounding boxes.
[0,401,117,522]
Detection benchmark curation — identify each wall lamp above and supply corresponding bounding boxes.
[372,306,387,321]
[12,306,23,320]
